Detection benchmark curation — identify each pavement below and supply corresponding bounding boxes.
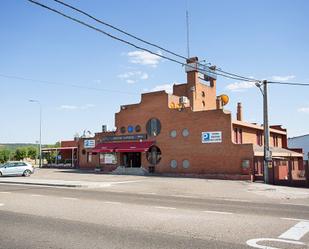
[0,168,309,205]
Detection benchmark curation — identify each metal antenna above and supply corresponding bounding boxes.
[186,1,190,58]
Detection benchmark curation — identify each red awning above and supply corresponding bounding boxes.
[92,141,154,153]
[92,143,117,153]
[114,141,154,152]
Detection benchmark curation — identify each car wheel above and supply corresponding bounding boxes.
[23,170,31,177]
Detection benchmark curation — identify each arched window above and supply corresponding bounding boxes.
[146,118,161,137]
[146,146,161,165]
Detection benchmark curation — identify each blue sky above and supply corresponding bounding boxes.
[1,0,308,144]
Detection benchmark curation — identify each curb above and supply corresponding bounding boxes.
[0,181,81,188]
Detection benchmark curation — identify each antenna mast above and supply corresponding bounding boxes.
[186,3,190,58]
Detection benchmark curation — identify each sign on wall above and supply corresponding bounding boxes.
[84,139,95,148]
[201,131,222,143]
[101,134,147,142]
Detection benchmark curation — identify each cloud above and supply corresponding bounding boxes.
[150,84,173,94]
[60,105,78,110]
[298,107,309,114]
[127,50,162,67]
[59,104,95,111]
[118,71,149,84]
[225,81,256,92]
[271,75,295,81]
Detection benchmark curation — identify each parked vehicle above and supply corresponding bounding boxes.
[0,161,34,177]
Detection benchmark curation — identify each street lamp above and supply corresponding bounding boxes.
[255,80,272,184]
[29,99,42,168]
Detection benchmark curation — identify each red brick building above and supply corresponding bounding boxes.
[77,57,304,182]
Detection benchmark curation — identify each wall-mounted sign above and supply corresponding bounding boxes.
[101,134,147,142]
[84,139,95,148]
[201,131,222,143]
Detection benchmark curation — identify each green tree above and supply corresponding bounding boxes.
[0,149,11,163]
[14,147,27,161]
[27,146,37,160]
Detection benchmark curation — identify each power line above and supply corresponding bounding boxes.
[28,0,258,83]
[268,81,309,86]
[0,73,138,95]
[53,0,187,61]
[54,0,259,83]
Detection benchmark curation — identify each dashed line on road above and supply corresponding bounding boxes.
[143,192,157,195]
[281,217,309,222]
[31,194,43,197]
[103,201,121,205]
[0,203,4,207]
[203,210,233,215]
[62,197,78,201]
[170,194,195,198]
[154,206,177,210]
[0,192,11,194]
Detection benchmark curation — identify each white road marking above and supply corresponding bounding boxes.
[170,194,195,198]
[154,206,176,210]
[278,221,309,241]
[246,238,304,249]
[203,210,233,215]
[62,197,78,201]
[0,203,4,207]
[222,198,251,203]
[31,194,43,197]
[283,203,309,207]
[143,192,157,195]
[0,191,11,194]
[103,201,121,205]
[280,217,308,222]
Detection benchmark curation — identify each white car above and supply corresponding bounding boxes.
[0,161,34,177]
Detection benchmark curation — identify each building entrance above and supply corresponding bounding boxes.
[122,152,141,168]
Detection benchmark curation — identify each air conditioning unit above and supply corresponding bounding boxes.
[179,96,189,105]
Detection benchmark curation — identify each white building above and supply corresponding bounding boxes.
[288,134,309,160]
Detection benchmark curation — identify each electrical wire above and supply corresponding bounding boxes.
[268,81,309,86]
[28,0,259,83]
[0,73,138,95]
[53,0,187,61]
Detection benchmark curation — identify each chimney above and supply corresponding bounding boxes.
[237,102,243,121]
[186,57,199,86]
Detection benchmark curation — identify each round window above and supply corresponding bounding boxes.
[146,118,161,137]
[183,160,190,169]
[170,130,177,138]
[120,126,126,133]
[135,125,141,132]
[170,160,177,169]
[146,146,162,165]
[128,125,134,133]
[182,128,189,137]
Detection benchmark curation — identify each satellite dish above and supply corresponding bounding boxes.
[218,94,229,106]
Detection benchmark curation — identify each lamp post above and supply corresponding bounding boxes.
[255,80,272,184]
[29,99,42,168]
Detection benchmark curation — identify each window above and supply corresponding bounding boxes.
[273,135,279,147]
[170,130,177,138]
[100,153,117,164]
[146,118,161,137]
[182,160,190,169]
[201,91,205,97]
[120,126,126,133]
[182,128,189,137]
[127,125,134,133]
[170,160,177,168]
[234,128,243,144]
[256,131,263,146]
[135,125,141,132]
[202,101,205,107]
[87,152,92,163]
[146,146,161,165]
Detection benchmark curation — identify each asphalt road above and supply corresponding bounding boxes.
[0,184,308,249]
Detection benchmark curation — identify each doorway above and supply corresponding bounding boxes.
[122,152,141,168]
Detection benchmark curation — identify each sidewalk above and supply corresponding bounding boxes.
[1,168,309,205]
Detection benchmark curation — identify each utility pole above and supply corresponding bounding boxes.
[263,80,271,184]
[256,80,272,184]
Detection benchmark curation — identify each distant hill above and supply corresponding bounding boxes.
[0,143,38,151]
